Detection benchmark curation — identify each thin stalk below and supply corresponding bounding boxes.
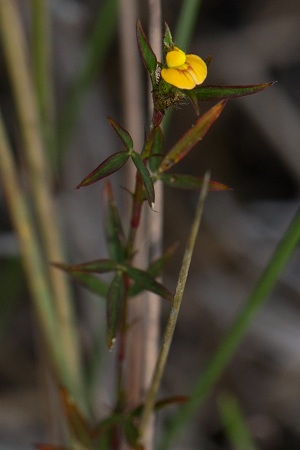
[0,0,85,407]
[159,207,300,449]
[118,0,146,425]
[143,2,162,448]
[0,111,66,386]
[138,172,211,442]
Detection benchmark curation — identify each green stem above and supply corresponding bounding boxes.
[0,110,65,384]
[138,172,210,441]
[0,0,85,408]
[159,206,300,449]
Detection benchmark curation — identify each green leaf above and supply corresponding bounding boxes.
[93,413,125,437]
[159,100,227,172]
[190,82,275,101]
[136,20,157,85]
[69,271,108,297]
[108,117,133,151]
[129,243,178,297]
[104,182,126,262]
[106,271,125,349]
[218,392,258,450]
[76,151,129,188]
[124,264,173,302]
[53,259,120,274]
[60,388,93,447]
[124,419,143,450]
[149,126,164,173]
[131,151,155,207]
[163,22,174,54]
[159,173,231,191]
[52,262,109,296]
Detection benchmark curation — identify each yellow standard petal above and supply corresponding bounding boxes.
[161,66,196,89]
[185,54,207,85]
[166,46,186,68]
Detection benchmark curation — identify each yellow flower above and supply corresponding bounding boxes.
[161,46,207,90]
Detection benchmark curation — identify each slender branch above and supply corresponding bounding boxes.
[138,172,211,441]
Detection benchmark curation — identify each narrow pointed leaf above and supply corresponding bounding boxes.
[218,392,258,450]
[159,101,226,172]
[108,117,133,151]
[129,243,178,297]
[104,182,126,262]
[190,82,275,101]
[70,271,108,297]
[53,259,120,274]
[52,262,109,296]
[93,413,125,437]
[106,271,125,349]
[124,419,143,450]
[136,20,157,84]
[76,151,129,188]
[163,22,174,53]
[149,126,164,173]
[131,150,155,206]
[124,264,173,302]
[159,173,231,191]
[60,388,93,447]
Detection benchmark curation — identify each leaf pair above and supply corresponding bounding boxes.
[54,258,172,349]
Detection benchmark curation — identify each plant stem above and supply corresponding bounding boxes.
[159,206,300,449]
[143,3,163,448]
[118,0,147,427]
[0,110,64,384]
[138,172,211,442]
[0,0,85,407]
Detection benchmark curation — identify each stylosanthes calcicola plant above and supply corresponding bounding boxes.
[45,21,274,450]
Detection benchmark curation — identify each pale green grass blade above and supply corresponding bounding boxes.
[174,0,203,49]
[218,392,259,450]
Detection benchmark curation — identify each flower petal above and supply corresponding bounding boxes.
[185,54,207,85]
[166,47,186,67]
[161,67,196,89]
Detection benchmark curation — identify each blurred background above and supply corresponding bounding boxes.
[1,0,300,449]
